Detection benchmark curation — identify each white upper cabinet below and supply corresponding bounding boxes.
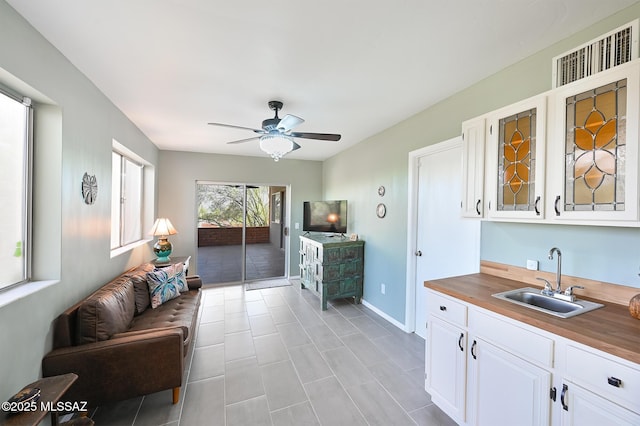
[461,116,486,218]
[485,94,547,221]
[464,58,640,226]
[546,60,640,223]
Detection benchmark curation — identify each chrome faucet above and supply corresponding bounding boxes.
[548,247,562,293]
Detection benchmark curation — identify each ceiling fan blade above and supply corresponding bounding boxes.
[289,132,341,141]
[208,122,264,133]
[226,136,261,145]
[277,114,305,132]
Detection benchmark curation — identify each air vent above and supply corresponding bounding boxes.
[552,20,639,88]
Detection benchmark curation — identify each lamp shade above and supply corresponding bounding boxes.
[259,134,295,162]
[149,218,178,237]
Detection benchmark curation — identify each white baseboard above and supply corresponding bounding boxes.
[361,299,408,331]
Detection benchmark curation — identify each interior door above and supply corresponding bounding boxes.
[414,139,480,338]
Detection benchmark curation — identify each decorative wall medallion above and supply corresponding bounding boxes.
[82,172,98,205]
[376,203,387,218]
[378,185,386,197]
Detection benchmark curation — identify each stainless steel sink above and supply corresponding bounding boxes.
[492,287,604,318]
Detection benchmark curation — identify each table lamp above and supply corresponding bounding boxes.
[149,218,178,262]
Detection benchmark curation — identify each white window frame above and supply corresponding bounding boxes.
[0,88,32,292]
[110,140,153,257]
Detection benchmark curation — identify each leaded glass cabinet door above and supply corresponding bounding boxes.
[547,61,639,223]
[486,94,547,220]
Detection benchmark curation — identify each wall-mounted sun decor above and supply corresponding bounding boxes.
[82,172,98,205]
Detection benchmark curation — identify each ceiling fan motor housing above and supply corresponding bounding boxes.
[262,118,281,131]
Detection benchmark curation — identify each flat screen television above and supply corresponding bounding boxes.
[303,200,348,234]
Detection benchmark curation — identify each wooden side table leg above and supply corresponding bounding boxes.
[172,387,180,404]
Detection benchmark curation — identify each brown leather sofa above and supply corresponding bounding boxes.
[42,263,202,407]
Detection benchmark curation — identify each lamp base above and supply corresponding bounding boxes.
[153,238,172,263]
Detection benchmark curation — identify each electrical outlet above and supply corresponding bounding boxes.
[381,283,386,294]
[526,259,539,271]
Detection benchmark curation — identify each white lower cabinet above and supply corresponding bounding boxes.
[560,380,640,426]
[468,338,551,426]
[425,289,640,426]
[427,317,467,422]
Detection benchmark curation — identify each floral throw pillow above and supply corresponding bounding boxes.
[172,263,188,292]
[146,268,181,309]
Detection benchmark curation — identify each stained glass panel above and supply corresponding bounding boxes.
[497,108,536,211]
[564,78,626,211]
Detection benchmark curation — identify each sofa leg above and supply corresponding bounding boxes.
[173,387,180,404]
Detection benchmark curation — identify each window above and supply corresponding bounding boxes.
[111,143,145,251]
[0,89,32,291]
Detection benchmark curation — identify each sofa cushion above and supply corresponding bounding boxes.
[125,263,155,315]
[146,268,181,308]
[76,276,136,344]
[126,290,200,345]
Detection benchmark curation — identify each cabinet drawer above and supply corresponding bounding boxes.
[469,309,554,368]
[565,344,640,413]
[427,291,467,327]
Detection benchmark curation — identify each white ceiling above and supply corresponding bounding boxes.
[6,0,639,161]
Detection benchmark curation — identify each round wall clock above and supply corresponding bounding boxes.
[82,172,98,205]
[376,203,387,218]
[378,185,386,197]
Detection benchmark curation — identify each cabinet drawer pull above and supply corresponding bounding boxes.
[471,340,477,360]
[458,333,464,351]
[607,376,622,388]
[475,199,481,216]
[554,195,561,216]
[439,305,447,311]
[560,384,568,411]
[534,196,541,215]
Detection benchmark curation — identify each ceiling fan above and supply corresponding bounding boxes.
[208,101,341,161]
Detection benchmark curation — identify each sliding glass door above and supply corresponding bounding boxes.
[196,182,287,284]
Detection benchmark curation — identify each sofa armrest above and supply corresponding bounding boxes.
[42,328,184,406]
[186,275,202,290]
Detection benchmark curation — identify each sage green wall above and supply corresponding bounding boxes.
[324,3,640,323]
[157,151,323,277]
[0,1,158,402]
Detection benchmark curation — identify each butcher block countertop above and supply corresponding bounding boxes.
[425,270,640,365]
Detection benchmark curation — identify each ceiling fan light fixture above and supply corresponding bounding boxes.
[259,134,295,161]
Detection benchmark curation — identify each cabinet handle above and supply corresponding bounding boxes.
[415,250,422,257]
[439,305,447,311]
[534,196,541,215]
[560,384,568,411]
[475,199,481,216]
[471,340,477,360]
[458,333,464,351]
[607,376,622,388]
[554,195,561,216]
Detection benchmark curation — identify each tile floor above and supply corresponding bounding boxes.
[89,281,457,426]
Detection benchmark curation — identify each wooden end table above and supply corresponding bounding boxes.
[1,373,78,426]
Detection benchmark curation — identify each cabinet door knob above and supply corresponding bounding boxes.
[415,250,422,257]
[607,376,622,387]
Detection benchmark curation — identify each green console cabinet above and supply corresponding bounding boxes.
[299,234,364,310]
